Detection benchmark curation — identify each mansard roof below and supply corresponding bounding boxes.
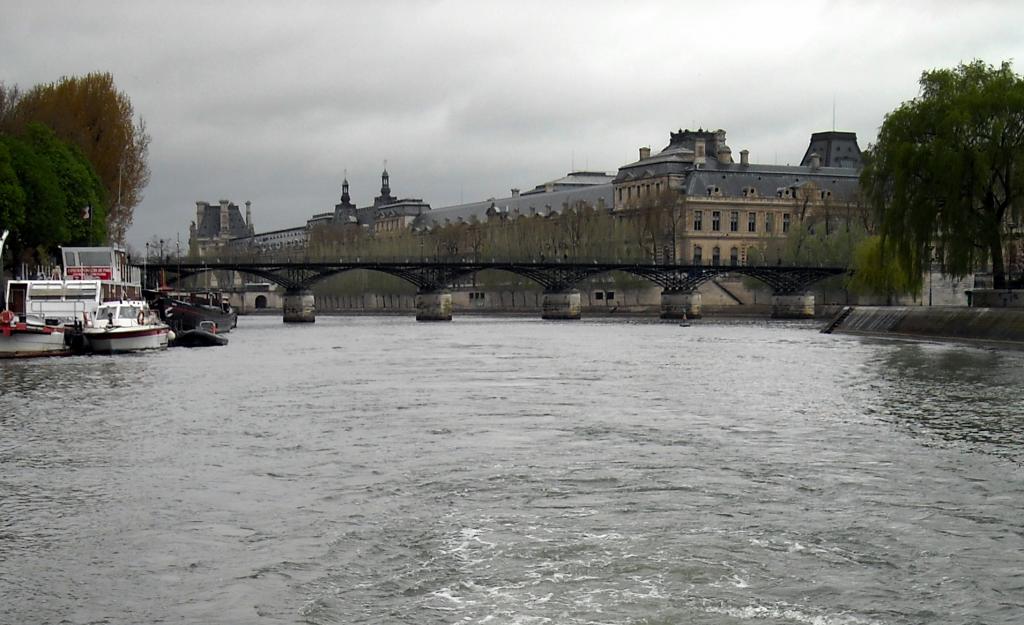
[800,131,863,168]
[683,159,860,201]
[613,128,863,201]
[522,171,615,195]
[415,183,614,229]
[194,201,250,239]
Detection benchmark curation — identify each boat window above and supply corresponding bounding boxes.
[78,250,113,266]
[28,284,65,300]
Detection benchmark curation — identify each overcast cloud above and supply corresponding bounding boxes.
[2,0,1023,250]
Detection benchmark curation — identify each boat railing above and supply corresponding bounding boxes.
[28,297,91,322]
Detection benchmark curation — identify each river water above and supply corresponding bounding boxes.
[1,315,1022,625]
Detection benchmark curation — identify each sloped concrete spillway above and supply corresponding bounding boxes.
[823,305,1024,345]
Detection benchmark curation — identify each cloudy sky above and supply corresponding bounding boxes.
[3,1,1023,250]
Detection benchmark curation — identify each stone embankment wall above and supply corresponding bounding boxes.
[826,306,1024,345]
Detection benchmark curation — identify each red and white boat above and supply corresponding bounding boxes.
[0,309,70,358]
[83,300,171,354]
[0,229,71,358]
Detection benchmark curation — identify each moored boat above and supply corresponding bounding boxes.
[83,300,171,354]
[0,309,71,358]
[171,321,228,347]
[152,291,237,333]
[0,229,74,358]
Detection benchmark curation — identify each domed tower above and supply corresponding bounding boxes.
[333,172,357,223]
[374,163,397,207]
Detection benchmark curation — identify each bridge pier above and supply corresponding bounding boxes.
[660,289,702,319]
[416,290,453,321]
[541,290,582,320]
[771,293,815,319]
[283,289,316,322]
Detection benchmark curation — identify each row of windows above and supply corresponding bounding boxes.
[692,245,742,266]
[693,210,791,234]
[617,182,663,203]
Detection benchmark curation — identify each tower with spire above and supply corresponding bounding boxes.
[333,170,357,223]
[373,162,396,208]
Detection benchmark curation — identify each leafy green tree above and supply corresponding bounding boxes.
[22,123,106,245]
[2,73,149,244]
[0,141,26,232]
[0,123,108,267]
[848,236,918,304]
[862,60,1024,290]
[3,133,66,253]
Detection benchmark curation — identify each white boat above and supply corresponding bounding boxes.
[0,229,71,358]
[4,244,140,325]
[83,300,171,353]
[0,309,70,358]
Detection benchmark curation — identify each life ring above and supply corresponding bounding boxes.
[0,310,14,325]
[137,311,146,325]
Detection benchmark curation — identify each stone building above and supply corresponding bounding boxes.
[612,128,863,264]
[310,169,430,235]
[192,130,862,267]
[360,168,430,234]
[189,200,255,257]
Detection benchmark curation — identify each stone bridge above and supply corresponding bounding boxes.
[140,260,848,322]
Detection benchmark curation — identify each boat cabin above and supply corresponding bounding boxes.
[4,279,102,324]
[95,301,148,327]
[61,247,141,301]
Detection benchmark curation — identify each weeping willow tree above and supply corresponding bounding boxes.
[861,60,1024,290]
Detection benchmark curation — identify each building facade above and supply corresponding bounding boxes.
[612,128,862,264]
[189,200,256,257]
[189,129,863,266]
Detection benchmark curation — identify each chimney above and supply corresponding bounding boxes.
[219,199,230,235]
[740,149,749,166]
[511,188,520,198]
[639,146,651,160]
[810,152,821,170]
[694,138,706,164]
[717,145,733,164]
[245,200,251,225]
